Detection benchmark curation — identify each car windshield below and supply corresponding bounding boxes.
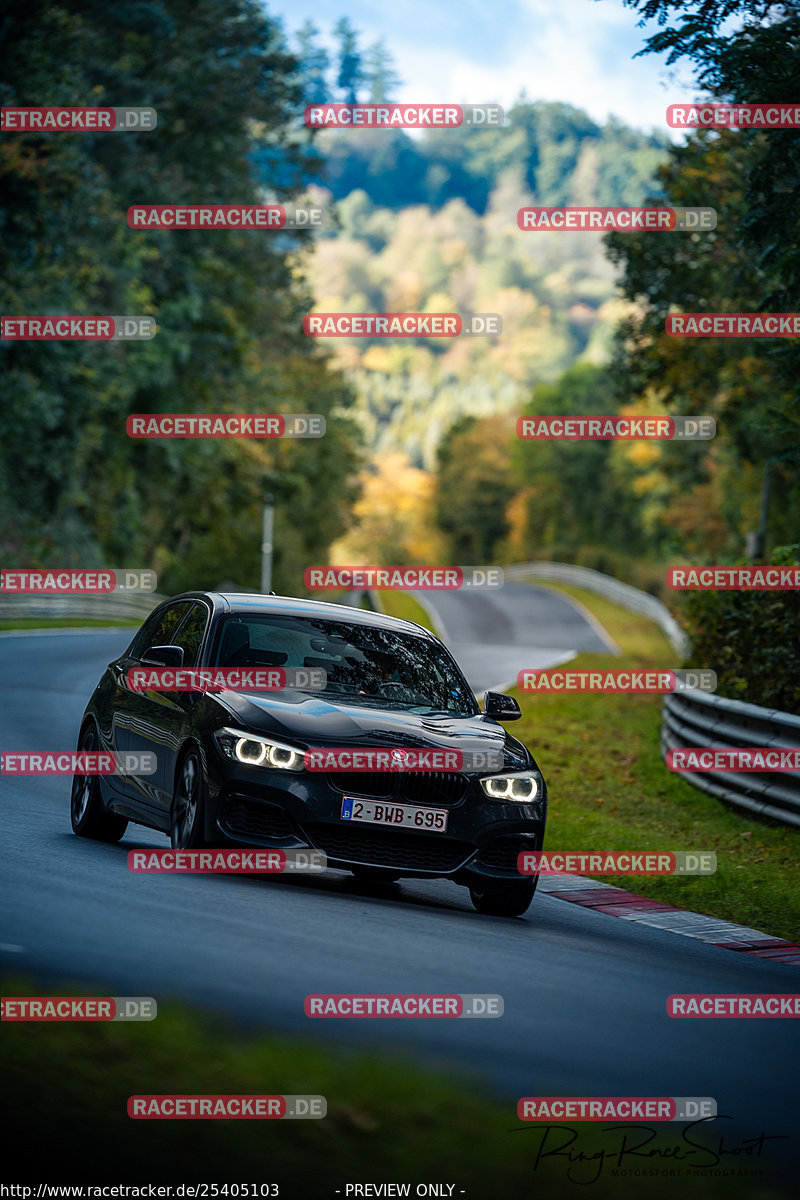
[209,613,477,715]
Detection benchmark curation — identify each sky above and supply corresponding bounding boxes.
[266,0,701,136]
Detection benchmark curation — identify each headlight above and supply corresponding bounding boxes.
[213,727,305,772]
[480,771,539,801]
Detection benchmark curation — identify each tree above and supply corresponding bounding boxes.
[319,99,667,214]
[330,453,445,566]
[362,40,401,103]
[0,0,362,593]
[622,0,800,393]
[608,1,800,554]
[333,17,363,104]
[433,416,516,562]
[507,364,653,563]
[293,20,330,106]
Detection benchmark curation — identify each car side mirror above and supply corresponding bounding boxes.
[141,644,184,668]
[483,690,521,721]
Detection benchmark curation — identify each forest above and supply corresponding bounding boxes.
[2,0,798,610]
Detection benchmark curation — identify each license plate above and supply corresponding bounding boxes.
[341,796,448,833]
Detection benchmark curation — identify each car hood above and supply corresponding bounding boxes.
[218,692,531,770]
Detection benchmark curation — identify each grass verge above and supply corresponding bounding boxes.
[511,581,800,942]
[375,589,442,636]
[305,588,373,610]
[0,976,791,1197]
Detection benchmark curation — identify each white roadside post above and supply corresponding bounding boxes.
[261,492,274,594]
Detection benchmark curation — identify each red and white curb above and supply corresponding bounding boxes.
[538,873,800,966]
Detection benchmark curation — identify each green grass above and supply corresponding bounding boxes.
[376,589,442,635]
[0,977,791,1198]
[511,581,800,942]
[304,588,373,610]
[0,617,141,630]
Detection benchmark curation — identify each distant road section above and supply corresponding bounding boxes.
[412,582,615,693]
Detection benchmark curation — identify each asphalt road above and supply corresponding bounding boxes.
[411,581,617,693]
[1,596,798,1176]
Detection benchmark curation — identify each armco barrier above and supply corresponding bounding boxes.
[503,561,689,657]
[0,592,163,623]
[502,563,800,826]
[661,688,800,828]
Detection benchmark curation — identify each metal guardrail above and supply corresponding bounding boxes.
[0,592,163,622]
[661,688,800,828]
[503,560,689,657]
[505,561,800,826]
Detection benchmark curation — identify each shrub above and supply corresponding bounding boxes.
[681,545,800,713]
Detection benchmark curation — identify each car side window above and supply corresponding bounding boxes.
[128,602,192,660]
[172,602,209,669]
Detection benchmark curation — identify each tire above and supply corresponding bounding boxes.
[468,877,536,917]
[349,866,400,884]
[170,750,208,849]
[70,725,128,842]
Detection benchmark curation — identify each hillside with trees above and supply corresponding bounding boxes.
[311,5,800,615]
[5,1,797,623]
[303,103,667,468]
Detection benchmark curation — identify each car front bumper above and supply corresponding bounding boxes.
[206,761,546,881]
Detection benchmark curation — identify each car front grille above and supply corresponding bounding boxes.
[219,795,296,842]
[327,771,469,806]
[303,823,475,873]
[474,835,539,874]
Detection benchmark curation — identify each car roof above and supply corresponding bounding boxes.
[165,591,438,641]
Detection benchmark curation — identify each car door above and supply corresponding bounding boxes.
[111,600,195,818]
[143,600,212,816]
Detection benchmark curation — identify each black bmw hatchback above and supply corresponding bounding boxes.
[71,592,547,916]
